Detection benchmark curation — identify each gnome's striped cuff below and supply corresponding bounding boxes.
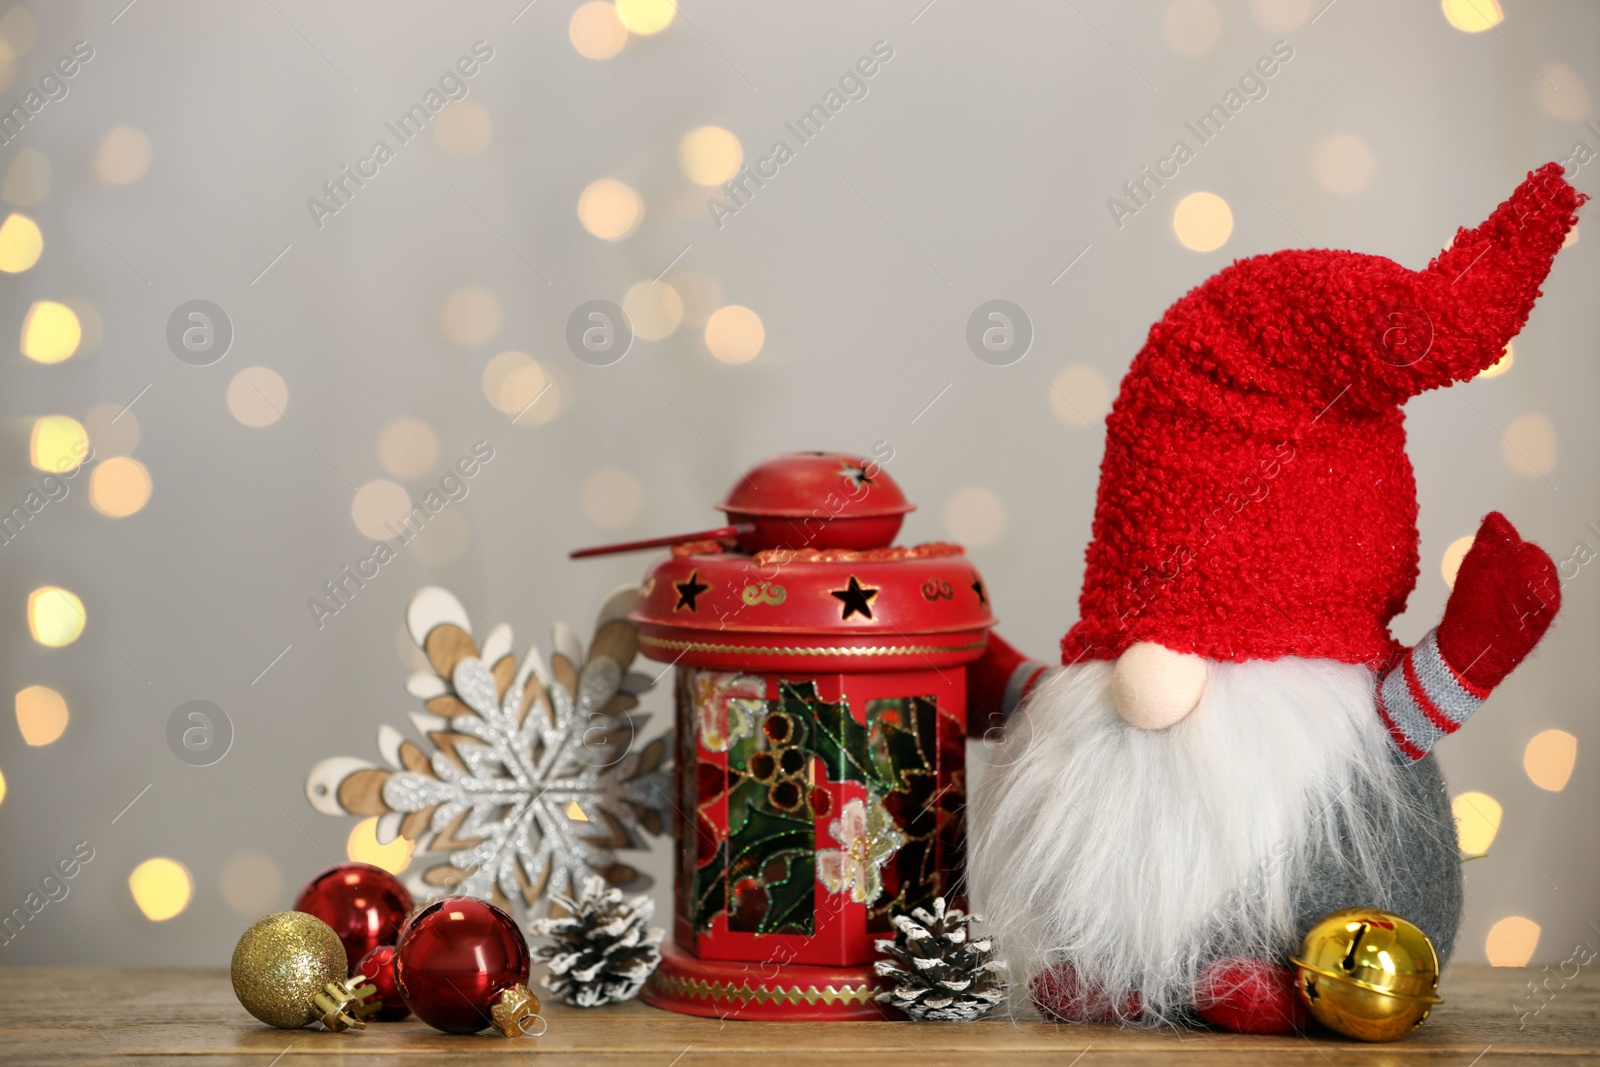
[1376,628,1491,762]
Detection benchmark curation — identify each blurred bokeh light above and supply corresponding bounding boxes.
[128,858,193,922]
[20,301,81,363]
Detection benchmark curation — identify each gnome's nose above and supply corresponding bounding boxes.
[1111,642,1209,730]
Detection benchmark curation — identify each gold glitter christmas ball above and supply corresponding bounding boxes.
[1291,908,1442,1042]
[231,911,352,1029]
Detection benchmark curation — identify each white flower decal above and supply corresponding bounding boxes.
[817,797,905,904]
[694,670,763,753]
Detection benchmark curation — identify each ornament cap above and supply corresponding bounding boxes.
[312,976,381,1032]
[490,984,546,1038]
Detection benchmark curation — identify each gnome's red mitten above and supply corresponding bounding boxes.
[1377,512,1560,761]
[966,631,1050,739]
[1439,511,1561,689]
[1193,959,1308,1034]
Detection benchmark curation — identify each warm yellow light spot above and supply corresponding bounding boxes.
[614,0,675,35]
[3,147,50,206]
[704,305,764,364]
[0,5,35,58]
[943,486,1007,548]
[678,126,743,186]
[433,101,493,157]
[482,350,556,422]
[581,466,644,529]
[347,816,413,874]
[1502,412,1557,478]
[623,280,684,340]
[1480,341,1513,379]
[1250,0,1311,33]
[1524,729,1577,792]
[15,685,67,746]
[95,124,152,186]
[1441,534,1475,589]
[1310,133,1377,196]
[0,211,41,272]
[0,766,6,807]
[28,587,85,648]
[1162,0,1222,57]
[129,858,193,921]
[1486,916,1540,967]
[578,178,642,241]
[377,417,439,480]
[30,415,89,473]
[220,850,283,916]
[352,480,413,540]
[565,800,589,821]
[570,1,628,59]
[439,286,503,347]
[226,366,288,428]
[1049,365,1111,427]
[1453,791,1502,854]
[21,300,82,363]
[28,415,89,474]
[90,456,151,518]
[1539,62,1592,123]
[1441,0,1501,32]
[78,405,135,463]
[1173,191,1232,252]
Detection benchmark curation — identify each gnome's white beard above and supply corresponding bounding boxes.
[970,655,1413,1024]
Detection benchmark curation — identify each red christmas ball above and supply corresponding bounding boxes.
[394,896,536,1035]
[293,862,414,973]
[353,944,411,1022]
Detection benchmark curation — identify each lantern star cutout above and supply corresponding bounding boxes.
[971,578,987,606]
[674,570,710,612]
[830,575,878,620]
[838,459,873,491]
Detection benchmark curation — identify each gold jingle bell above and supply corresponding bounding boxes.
[1291,908,1442,1042]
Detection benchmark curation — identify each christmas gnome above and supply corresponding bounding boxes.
[966,163,1583,1033]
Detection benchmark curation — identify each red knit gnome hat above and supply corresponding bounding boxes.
[1061,164,1584,667]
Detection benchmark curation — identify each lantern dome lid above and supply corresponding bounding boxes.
[718,452,914,520]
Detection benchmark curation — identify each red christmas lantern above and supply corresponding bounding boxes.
[577,452,993,1020]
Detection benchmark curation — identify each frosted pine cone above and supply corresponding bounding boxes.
[528,876,663,1007]
[873,897,1008,1022]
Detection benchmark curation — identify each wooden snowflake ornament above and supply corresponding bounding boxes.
[306,585,671,918]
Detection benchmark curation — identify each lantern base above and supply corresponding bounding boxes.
[640,942,889,1021]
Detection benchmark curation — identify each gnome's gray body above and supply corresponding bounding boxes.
[1292,753,1461,961]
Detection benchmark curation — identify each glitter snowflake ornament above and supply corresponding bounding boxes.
[307,585,671,918]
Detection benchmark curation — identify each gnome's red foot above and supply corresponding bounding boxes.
[1193,958,1308,1034]
[1030,965,1141,1024]
[1439,511,1561,691]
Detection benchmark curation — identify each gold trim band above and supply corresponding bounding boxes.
[640,635,987,657]
[649,971,879,1006]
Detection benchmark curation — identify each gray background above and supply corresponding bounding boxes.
[1,0,1595,972]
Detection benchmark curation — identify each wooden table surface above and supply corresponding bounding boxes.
[1,965,1593,1065]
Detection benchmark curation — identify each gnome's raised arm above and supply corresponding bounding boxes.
[1377,512,1560,760]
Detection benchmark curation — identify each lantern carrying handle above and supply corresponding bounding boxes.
[569,524,755,560]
